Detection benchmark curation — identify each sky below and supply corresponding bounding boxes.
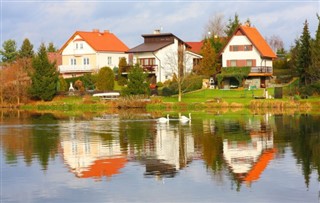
[1,0,319,52]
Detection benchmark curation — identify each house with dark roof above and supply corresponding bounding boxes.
[127,30,202,83]
[58,29,129,78]
[220,24,277,88]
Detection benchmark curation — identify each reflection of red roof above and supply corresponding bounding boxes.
[243,148,276,183]
[79,157,127,179]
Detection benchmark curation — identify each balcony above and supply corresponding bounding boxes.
[249,66,273,75]
[121,65,158,74]
[59,65,94,73]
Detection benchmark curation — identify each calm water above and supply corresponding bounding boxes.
[1,110,319,203]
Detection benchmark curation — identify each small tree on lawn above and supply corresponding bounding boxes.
[122,64,149,96]
[164,44,193,102]
[95,66,114,91]
[29,43,59,101]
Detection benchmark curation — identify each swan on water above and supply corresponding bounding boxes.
[158,114,170,123]
[180,113,191,122]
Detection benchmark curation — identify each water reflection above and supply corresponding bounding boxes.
[222,114,275,186]
[59,116,127,180]
[1,110,319,200]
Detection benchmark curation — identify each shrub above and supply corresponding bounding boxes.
[162,87,174,97]
[122,65,149,96]
[117,76,128,86]
[96,66,115,91]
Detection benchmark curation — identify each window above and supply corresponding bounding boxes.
[246,60,252,66]
[108,57,112,65]
[244,45,252,51]
[139,58,155,66]
[230,45,239,51]
[80,43,83,49]
[75,43,78,49]
[83,58,89,65]
[70,58,76,65]
[230,60,237,67]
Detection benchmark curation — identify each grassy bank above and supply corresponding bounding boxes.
[19,86,320,114]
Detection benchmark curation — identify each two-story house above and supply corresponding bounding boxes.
[220,24,277,88]
[126,30,202,83]
[59,29,129,78]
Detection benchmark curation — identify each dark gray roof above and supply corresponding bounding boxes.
[126,41,173,53]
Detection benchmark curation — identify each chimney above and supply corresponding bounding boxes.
[153,29,161,34]
[92,29,99,33]
[104,30,110,34]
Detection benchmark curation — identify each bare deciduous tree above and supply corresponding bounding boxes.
[266,35,284,53]
[203,13,226,38]
[163,44,194,102]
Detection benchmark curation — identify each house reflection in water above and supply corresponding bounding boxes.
[223,115,275,186]
[59,116,127,180]
[142,122,196,180]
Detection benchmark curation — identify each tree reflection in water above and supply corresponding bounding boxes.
[0,110,319,188]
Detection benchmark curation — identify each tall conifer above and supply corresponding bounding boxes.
[309,14,320,83]
[297,20,312,86]
[29,43,58,101]
[19,38,34,58]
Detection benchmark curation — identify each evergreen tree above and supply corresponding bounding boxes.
[82,73,96,90]
[47,42,57,52]
[296,20,312,86]
[19,38,34,58]
[95,66,115,91]
[196,39,217,77]
[0,39,18,63]
[118,57,128,75]
[122,64,149,95]
[57,76,68,92]
[29,43,59,101]
[309,14,320,84]
[225,13,241,37]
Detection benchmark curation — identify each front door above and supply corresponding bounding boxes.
[261,77,266,88]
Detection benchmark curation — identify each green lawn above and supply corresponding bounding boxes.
[161,88,269,105]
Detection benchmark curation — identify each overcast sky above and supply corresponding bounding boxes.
[1,0,319,51]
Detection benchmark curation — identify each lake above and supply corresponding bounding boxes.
[1,110,319,203]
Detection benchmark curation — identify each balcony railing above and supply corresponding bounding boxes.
[250,66,273,73]
[58,65,94,73]
[122,65,158,73]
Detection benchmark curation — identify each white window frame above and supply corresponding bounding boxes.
[107,56,112,65]
[70,58,76,65]
[83,57,89,65]
[230,60,237,67]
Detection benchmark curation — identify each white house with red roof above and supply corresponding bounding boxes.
[220,24,277,88]
[127,30,202,83]
[59,29,129,78]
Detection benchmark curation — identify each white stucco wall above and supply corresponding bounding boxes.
[131,38,201,83]
[96,52,128,69]
[62,35,96,56]
[60,34,128,73]
[222,35,269,67]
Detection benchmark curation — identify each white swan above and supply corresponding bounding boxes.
[158,114,170,123]
[180,113,191,122]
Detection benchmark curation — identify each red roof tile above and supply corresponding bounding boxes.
[186,41,203,55]
[239,25,276,58]
[59,30,129,53]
